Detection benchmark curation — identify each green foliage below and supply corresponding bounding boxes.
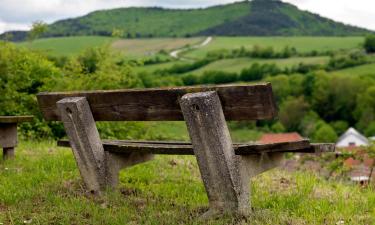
[365,122,375,137]
[0,42,60,138]
[364,35,375,53]
[0,42,143,139]
[199,0,369,36]
[330,121,349,136]
[279,96,310,132]
[44,2,250,38]
[355,86,375,130]
[27,21,48,42]
[312,123,338,142]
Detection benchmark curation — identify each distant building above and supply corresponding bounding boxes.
[258,132,303,144]
[336,127,369,148]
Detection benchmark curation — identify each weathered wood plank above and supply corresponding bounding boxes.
[57,140,335,155]
[0,116,33,123]
[37,83,277,121]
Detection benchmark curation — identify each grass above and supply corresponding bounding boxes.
[330,63,375,77]
[134,56,329,75]
[17,36,204,58]
[17,36,115,56]
[183,37,364,59]
[0,140,374,224]
[111,37,203,58]
[191,56,329,75]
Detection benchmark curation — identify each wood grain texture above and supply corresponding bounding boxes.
[0,116,33,123]
[37,83,277,121]
[57,140,335,155]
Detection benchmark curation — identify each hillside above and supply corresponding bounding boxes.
[1,0,372,41]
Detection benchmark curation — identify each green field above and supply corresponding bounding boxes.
[330,63,375,77]
[17,36,115,56]
[183,37,364,59]
[191,56,329,75]
[0,141,374,224]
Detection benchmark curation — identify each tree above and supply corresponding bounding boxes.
[28,21,48,42]
[279,96,310,132]
[364,35,375,53]
[111,28,124,38]
[312,123,338,142]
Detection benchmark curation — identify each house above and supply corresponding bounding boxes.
[258,132,303,144]
[336,127,369,148]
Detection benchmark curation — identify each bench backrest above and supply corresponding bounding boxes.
[37,83,277,121]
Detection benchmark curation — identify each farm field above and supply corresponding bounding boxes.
[183,36,365,59]
[17,36,115,56]
[0,141,374,224]
[17,36,364,60]
[16,36,203,58]
[189,56,330,75]
[111,37,204,58]
[330,63,375,77]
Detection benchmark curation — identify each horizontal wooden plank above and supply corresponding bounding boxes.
[0,116,34,123]
[57,139,335,155]
[37,83,277,121]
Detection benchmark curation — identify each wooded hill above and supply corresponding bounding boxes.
[1,0,372,41]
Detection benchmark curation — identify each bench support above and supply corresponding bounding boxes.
[105,152,154,188]
[181,91,284,218]
[57,97,154,194]
[57,97,107,194]
[0,123,17,160]
[180,91,246,217]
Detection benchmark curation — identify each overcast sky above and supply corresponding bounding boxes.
[0,0,374,34]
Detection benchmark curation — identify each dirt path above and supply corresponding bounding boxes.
[170,36,212,59]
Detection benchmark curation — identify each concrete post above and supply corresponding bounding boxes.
[57,97,106,194]
[180,91,248,217]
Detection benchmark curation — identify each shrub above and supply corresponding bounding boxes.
[364,35,375,53]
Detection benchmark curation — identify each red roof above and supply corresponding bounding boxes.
[344,157,361,168]
[258,132,303,144]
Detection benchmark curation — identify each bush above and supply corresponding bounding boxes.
[364,35,375,53]
[312,123,338,142]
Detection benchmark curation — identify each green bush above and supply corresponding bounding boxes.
[364,35,375,53]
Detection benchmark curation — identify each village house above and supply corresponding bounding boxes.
[336,127,369,148]
[336,127,374,185]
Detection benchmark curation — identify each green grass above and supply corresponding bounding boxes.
[17,36,115,56]
[330,63,375,76]
[191,56,329,75]
[17,36,204,58]
[0,141,374,224]
[184,37,364,59]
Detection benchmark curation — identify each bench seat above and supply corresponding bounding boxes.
[57,139,334,155]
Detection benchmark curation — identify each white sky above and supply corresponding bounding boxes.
[0,0,374,33]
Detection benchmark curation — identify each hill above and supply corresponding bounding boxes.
[1,0,372,41]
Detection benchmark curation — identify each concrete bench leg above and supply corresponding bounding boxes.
[3,147,15,160]
[57,97,107,194]
[0,123,17,160]
[57,97,154,194]
[180,91,247,218]
[105,152,154,188]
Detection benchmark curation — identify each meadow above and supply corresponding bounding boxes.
[0,141,374,224]
[17,36,115,56]
[182,36,364,59]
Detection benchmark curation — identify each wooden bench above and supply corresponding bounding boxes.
[0,116,33,160]
[37,83,334,217]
